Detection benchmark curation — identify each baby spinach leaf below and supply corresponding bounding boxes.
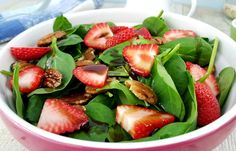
[57,34,83,47]
[99,41,131,66]
[76,24,93,38]
[151,57,185,121]
[108,66,129,77]
[29,38,75,96]
[85,102,115,126]
[89,94,116,109]
[217,67,236,107]
[107,124,132,142]
[12,64,24,118]
[53,15,72,32]
[25,95,45,124]
[164,55,188,96]
[160,37,212,66]
[99,80,145,106]
[142,16,169,36]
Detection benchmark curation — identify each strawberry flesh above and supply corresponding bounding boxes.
[116,105,175,139]
[84,23,113,50]
[37,99,89,134]
[106,28,136,48]
[135,27,152,39]
[186,62,219,96]
[194,82,221,126]
[9,66,44,93]
[11,47,51,61]
[73,64,108,88]
[163,29,197,43]
[110,26,129,34]
[123,44,159,77]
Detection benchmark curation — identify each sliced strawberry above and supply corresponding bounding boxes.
[194,82,221,126]
[116,105,175,139]
[106,28,136,48]
[110,26,129,34]
[84,23,113,50]
[11,47,51,61]
[9,66,44,93]
[73,64,108,88]
[135,27,152,39]
[37,99,88,134]
[123,44,159,77]
[186,62,219,96]
[163,29,197,43]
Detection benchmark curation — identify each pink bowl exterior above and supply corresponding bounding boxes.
[1,108,236,151]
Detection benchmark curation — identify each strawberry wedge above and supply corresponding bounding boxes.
[123,44,159,77]
[110,26,129,34]
[116,105,175,139]
[73,64,108,88]
[37,99,88,134]
[11,47,51,61]
[163,29,197,43]
[84,23,113,50]
[135,27,152,39]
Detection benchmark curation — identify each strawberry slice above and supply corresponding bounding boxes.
[186,62,219,96]
[9,66,44,93]
[37,99,89,134]
[194,82,221,126]
[84,23,113,50]
[106,28,135,48]
[11,47,51,61]
[135,27,152,39]
[163,29,197,42]
[123,44,159,77]
[110,26,129,34]
[116,105,175,139]
[73,64,108,88]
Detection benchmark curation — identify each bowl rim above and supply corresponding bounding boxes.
[0,8,236,149]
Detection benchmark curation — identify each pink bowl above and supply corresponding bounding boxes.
[0,9,236,151]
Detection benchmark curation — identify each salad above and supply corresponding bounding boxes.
[1,11,235,142]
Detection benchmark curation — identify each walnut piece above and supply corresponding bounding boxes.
[37,31,66,47]
[43,69,63,88]
[61,93,92,105]
[11,60,34,71]
[77,60,94,67]
[125,80,157,105]
[84,48,96,60]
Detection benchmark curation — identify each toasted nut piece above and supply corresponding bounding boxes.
[10,60,34,72]
[125,80,157,105]
[77,60,94,67]
[61,93,93,105]
[85,86,98,95]
[84,48,96,60]
[43,68,63,88]
[37,31,66,47]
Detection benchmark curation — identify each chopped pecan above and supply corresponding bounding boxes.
[77,60,94,67]
[125,80,157,105]
[84,48,96,60]
[43,68,63,88]
[37,31,66,47]
[61,93,92,105]
[85,86,98,95]
[10,60,34,72]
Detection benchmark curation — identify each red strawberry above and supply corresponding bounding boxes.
[110,26,129,34]
[163,29,197,43]
[186,62,219,96]
[73,64,108,88]
[135,27,152,39]
[123,44,159,77]
[106,28,135,48]
[194,82,221,126]
[37,99,88,134]
[84,23,113,50]
[9,66,44,93]
[116,105,175,139]
[11,47,51,61]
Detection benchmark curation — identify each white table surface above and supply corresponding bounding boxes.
[0,3,236,151]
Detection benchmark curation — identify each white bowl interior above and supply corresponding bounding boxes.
[0,8,236,149]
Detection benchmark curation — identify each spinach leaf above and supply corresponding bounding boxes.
[108,66,129,77]
[142,16,169,36]
[29,38,75,96]
[99,80,145,105]
[107,124,132,142]
[89,94,116,109]
[57,34,83,47]
[53,15,72,32]
[160,37,212,66]
[164,55,188,96]
[12,64,24,118]
[99,41,131,66]
[76,24,93,38]
[151,57,185,121]
[217,67,236,107]
[25,95,45,124]
[85,102,115,126]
